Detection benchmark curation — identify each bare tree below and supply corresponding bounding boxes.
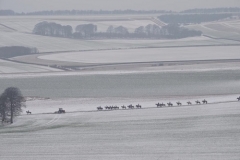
[1,87,25,124]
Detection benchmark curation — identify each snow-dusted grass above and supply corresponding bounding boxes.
[0,95,240,160]
[38,46,240,64]
[0,59,61,73]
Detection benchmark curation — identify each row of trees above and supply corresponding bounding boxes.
[159,13,233,24]
[26,9,172,15]
[0,87,25,124]
[33,22,73,38]
[0,9,171,16]
[0,46,39,58]
[2,8,240,16]
[181,7,240,13]
[33,22,202,39]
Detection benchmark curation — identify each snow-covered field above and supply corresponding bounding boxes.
[0,95,240,160]
[0,16,239,54]
[1,29,238,53]
[0,16,240,159]
[38,46,240,64]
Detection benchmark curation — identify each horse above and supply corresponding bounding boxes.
[26,110,31,114]
[136,104,142,109]
[121,105,126,109]
[202,99,208,104]
[161,103,166,107]
[128,104,134,109]
[97,106,103,110]
[156,103,161,108]
[176,102,182,106]
[113,106,119,110]
[187,101,192,105]
[167,102,173,106]
[195,100,201,104]
[237,97,240,101]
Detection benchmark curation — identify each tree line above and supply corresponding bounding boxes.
[158,13,233,24]
[181,7,240,13]
[1,8,240,16]
[33,22,202,39]
[25,9,172,15]
[0,46,39,58]
[0,9,172,16]
[0,87,25,124]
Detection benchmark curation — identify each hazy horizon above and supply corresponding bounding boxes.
[0,0,239,12]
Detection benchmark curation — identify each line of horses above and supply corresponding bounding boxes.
[97,99,209,111]
[156,99,208,107]
[97,104,142,110]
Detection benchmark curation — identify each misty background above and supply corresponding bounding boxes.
[0,0,239,12]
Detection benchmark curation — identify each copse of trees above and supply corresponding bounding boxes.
[33,21,73,38]
[0,87,25,124]
[0,46,39,58]
[159,13,232,24]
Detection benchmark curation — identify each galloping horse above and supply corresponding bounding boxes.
[195,100,201,104]
[136,104,142,109]
[114,106,119,110]
[26,110,31,114]
[128,104,134,109]
[156,103,161,108]
[202,99,208,104]
[161,103,166,107]
[97,106,103,110]
[187,101,192,105]
[167,102,173,106]
[237,97,240,101]
[176,102,182,106]
[121,105,126,109]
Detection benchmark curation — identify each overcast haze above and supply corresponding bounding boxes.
[0,0,239,12]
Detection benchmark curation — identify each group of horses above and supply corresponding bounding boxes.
[156,99,208,108]
[97,104,142,111]
[97,100,210,111]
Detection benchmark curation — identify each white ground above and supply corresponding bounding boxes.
[0,16,240,53]
[0,95,240,160]
[0,16,240,159]
[38,46,240,64]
